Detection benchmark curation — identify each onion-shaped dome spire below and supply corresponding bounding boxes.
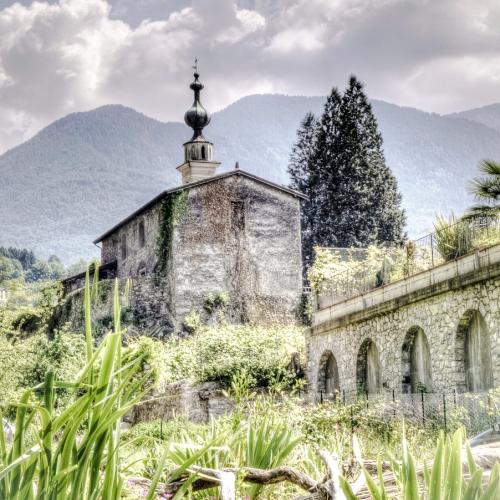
[184,66,211,141]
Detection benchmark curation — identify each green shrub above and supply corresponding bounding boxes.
[0,326,86,415]
[160,324,306,389]
[296,292,312,326]
[21,327,86,394]
[122,337,164,391]
[203,291,230,314]
[10,308,42,334]
[181,309,201,334]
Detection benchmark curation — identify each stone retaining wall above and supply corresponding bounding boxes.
[307,245,500,400]
[128,380,233,424]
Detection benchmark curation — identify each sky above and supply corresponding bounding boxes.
[0,0,500,153]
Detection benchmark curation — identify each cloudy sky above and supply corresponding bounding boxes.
[0,0,499,153]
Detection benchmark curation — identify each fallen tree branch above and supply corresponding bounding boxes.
[128,453,379,499]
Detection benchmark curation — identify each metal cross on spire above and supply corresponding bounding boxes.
[192,58,198,73]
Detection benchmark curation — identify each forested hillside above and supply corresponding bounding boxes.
[1,95,500,261]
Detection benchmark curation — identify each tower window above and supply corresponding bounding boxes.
[138,221,146,248]
[201,145,206,160]
[121,234,127,260]
[231,201,245,231]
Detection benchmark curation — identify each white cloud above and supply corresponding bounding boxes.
[1,0,500,152]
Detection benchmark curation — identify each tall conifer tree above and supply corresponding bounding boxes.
[289,76,405,269]
[288,112,319,267]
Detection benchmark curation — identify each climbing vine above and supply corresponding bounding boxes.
[155,190,188,274]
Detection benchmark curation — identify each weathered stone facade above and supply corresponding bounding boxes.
[92,171,304,334]
[307,245,500,400]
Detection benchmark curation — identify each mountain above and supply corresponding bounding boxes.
[1,95,500,262]
[450,103,500,134]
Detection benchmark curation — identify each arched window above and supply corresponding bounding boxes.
[456,310,493,392]
[201,145,206,160]
[317,350,339,398]
[401,326,432,393]
[356,338,381,394]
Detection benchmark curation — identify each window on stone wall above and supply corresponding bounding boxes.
[231,200,245,231]
[138,221,146,248]
[121,234,127,260]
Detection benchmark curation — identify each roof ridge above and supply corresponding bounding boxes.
[93,169,306,243]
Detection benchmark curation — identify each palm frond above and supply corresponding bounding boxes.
[479,159,500,176]
[463,205,500,220]
[468,159,500,201]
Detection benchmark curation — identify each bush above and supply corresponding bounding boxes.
[160,324,306,389]
[0,327,86,414]
[122,337,164,391]
[21,327,87,393]
[181,309,201,334]
[10,308,42,335]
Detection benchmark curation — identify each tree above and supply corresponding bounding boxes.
[464,159,500,219]
[0,256,23,283]
[289,76,405,269]
[288,113,320,267]
[25,260,54,282]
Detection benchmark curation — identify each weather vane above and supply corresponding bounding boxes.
[192,58,198,73]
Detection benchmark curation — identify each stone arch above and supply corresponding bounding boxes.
[356,338,381,394]
[317,350,340,396]
[456,310,493,392]
[401,326,432,393]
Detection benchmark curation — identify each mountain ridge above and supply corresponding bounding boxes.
[1,94,500,262]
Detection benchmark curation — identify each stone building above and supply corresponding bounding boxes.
[65,71,305,334]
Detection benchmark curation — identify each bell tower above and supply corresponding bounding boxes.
[177,65,220,184]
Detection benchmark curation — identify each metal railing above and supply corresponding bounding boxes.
[314,216,499,309]
[317,389,500,437]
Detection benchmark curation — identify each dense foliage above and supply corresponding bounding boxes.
[156,190,188,274]
[158,324,306,389]
[288,76,406,269]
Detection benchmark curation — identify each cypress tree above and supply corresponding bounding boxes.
[288,112,319,268]
[289,76,406,270]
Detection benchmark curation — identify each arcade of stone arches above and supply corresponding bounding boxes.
[317,309,494,397]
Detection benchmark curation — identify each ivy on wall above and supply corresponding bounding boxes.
[155,190,189,274]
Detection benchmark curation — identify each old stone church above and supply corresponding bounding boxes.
[65,71,304,334]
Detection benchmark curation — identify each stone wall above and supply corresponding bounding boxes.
[172,174,303,328]
[307,245,500,400]
[128,380,233,424]
[101,202,161,278]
